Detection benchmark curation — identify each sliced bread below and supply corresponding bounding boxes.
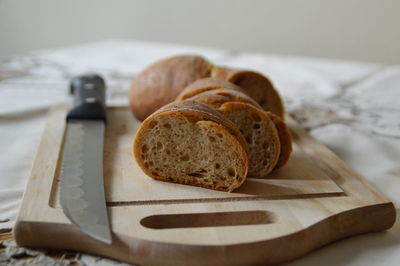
[217,102,281,178]
[134,101,249,192]
[189,89,292,172]
[186,92,281,177]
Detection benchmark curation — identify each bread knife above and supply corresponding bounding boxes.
[59,74,112,244]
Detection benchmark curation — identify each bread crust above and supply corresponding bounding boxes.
[185,88,261,109]
[176,77,245,101]
[267,113,293,169]
[134,101,249,192]
[129,55,285,121]
[129,55,213,121]
[155,100,249,151]
[211,66,285,118]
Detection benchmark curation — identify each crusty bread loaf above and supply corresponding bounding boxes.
[131,55,291,188]
[211,66,285,118]
[267,113,293,169]
[134,101,249,192]
[129,55,285,121]
[129,55,213,121]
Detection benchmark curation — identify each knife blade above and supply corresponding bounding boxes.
[59,74,112,244]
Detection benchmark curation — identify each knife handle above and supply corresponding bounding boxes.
[67,74,107,122]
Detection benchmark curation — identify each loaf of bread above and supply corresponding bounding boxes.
[134,101,249,192]
[129,55,213,120]
[211,66,285,118]
[131,55,292,191]
[129,55,285,121]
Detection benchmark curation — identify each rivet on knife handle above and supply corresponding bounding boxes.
[67,74,107,122]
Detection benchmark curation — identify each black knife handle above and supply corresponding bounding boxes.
[67,74,106,122]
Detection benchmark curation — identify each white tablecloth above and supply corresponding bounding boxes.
[0,40,399,265]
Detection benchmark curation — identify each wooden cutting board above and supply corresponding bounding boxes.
[14,106,396,266]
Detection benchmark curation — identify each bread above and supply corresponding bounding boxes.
[131,55,291,189]
[129,55,213,120]
[218,102,281,178]
[208,89,291,169]
[185,91,280,177]
[189,88,292,171]
[177,78,261,107]
[129,55,285,121]
[134,101,249,192]
[176,78,245,101]
[268,113,293,169]
[208,89,262,108]
[211,66,285,118]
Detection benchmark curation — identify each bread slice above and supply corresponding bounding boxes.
[129,55,213,121]
[189,89,292,172]
[217,102,281,178]
[211,66,285,118]
[176,78,245,101]
[134,101,249,192]
[268,113,293,169]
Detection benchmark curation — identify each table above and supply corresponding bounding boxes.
[0,40,399,265]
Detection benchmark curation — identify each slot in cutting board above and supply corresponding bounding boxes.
[14,106,396,266]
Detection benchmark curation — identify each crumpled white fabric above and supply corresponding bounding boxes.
[0,40,399,265]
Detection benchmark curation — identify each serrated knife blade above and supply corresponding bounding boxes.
[59,74,111,244]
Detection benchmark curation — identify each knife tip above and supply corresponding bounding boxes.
[87,229,113,245]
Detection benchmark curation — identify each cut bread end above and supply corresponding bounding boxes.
[134,102,249,192]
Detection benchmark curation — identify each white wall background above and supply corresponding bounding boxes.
[1,0,399,64]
